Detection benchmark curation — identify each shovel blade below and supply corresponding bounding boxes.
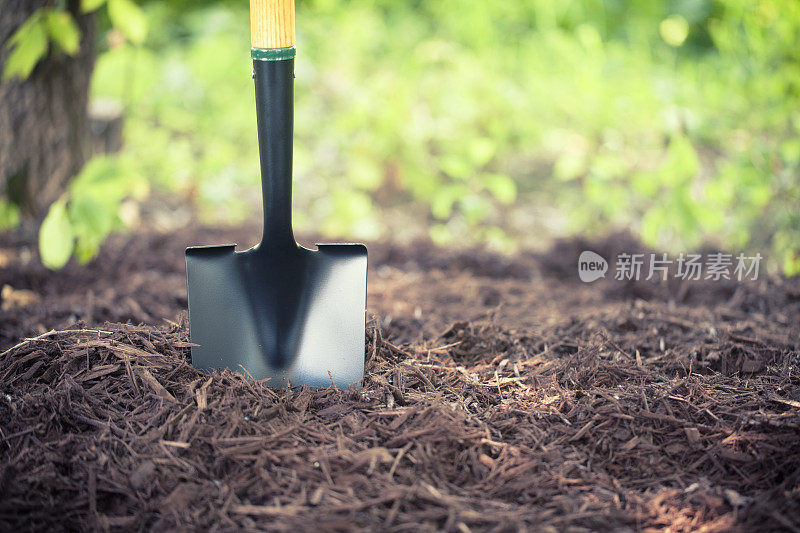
[185,243,367,387]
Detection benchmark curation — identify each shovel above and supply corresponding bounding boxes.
[185,0,367,387]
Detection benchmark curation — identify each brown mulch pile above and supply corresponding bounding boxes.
[1,229,799,531]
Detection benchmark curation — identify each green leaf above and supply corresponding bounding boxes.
[631,171,659,196]
[2,13,48,81]
[327,189,374,227]
[81,0,107,14]
[107,0,148,45]
[439,154,472,180]
[70,195,117,239]
[483,173,517,204]
[39,198,75,270]
[554,153,585,181]
[640,208,667,247]
[660,135,699,184]
[660,15,690,47]
[430,184,468,219]
[459,194,491,225]
[70,195,115,263]
[45,10,81,55]
[349,157,383,190]
[783,251,800,277]
[429,224,453,246]
[0,199,20,230]
[467,137,496,167]
[5,10,43,47]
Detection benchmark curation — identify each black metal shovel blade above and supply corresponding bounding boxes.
[186,242,367,387]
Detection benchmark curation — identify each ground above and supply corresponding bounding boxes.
[1,228,799,531]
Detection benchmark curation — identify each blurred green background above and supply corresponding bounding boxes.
[4,0,800,273]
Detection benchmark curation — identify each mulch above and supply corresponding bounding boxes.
[0,228,799,531]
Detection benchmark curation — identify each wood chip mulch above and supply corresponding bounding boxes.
[0,231,798,531]
[1,313,798,531]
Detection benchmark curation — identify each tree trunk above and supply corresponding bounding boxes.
[0,0,95,221]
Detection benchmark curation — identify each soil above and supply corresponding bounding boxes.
[1,227,799,531]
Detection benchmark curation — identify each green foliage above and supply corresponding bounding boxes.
[44,10,81,55]
[80,0,798,269]
[5,2,150,268]
[0,200,20,230]
[81,0,108,13]
[38,198,74,270]
[38,156,148,269]
[108,0,149,44]
[3,11,49,81]
[3,1,148,81]
[660,15,690,47]
[564,0,800,270]
[11,0,800,271]
[3,8,81,81]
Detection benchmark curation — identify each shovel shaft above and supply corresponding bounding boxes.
[254,58,295,249]
[251,0,296,249]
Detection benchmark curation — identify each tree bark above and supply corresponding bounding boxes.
[0,0,95,221]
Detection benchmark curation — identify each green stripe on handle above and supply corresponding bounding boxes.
[251,46,296,61]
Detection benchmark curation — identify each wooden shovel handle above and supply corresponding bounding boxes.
[250,0,295,49]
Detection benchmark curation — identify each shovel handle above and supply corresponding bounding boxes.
[250,0,295,50]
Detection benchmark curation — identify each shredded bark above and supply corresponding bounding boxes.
[0,230,798,531]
